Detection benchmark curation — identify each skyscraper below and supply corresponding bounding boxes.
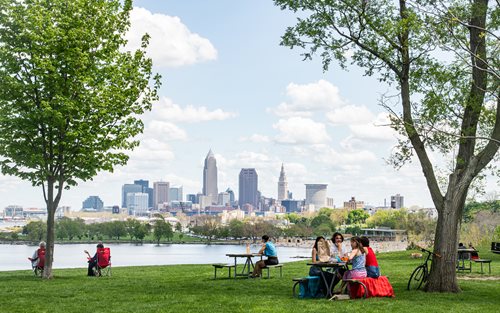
[203,149,218,205]
[134,179,153,208]
[122,183,142,208]
[305,184,328,210]
[239,168,258,209]
[153,181,169,210]
[277,163,288,201]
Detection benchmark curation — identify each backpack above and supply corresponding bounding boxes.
[299,276,322,298]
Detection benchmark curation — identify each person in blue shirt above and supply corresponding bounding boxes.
[251,235,278,278]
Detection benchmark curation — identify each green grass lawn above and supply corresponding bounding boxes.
[1,249,499,313]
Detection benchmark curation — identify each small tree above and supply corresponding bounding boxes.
[22,221,47,242]
[0,0,160,278]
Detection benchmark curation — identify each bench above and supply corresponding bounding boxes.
[212,263,235,279]
[342,279,368,299]
[291,276,321,298]
[473,259,492,274]
[262,264,283,279]
[292,277,309,297]
[344,276,395,299]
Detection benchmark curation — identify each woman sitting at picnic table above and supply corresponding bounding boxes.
[309,236,333,295]
[360,236,380,278]
[330,232,351,260]
[329,232,349,290]
[340,236,367,286]
[250,235,278,278]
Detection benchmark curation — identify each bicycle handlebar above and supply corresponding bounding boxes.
[416,246,441,258]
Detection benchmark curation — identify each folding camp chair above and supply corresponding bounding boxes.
[93,247,111,277]
[30,248,45,277]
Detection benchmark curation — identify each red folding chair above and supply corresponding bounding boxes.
[94,247,111,277]
[30,248,45,277]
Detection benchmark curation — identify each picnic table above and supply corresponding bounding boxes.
[456,248,477,272]
[306,261,347,298]
[226,253,262,279]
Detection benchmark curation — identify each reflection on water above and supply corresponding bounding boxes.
[0,243,311,271]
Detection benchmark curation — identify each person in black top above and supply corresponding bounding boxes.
[84,242,104,276]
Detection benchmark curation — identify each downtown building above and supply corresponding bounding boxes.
[239,168,259,210]
[82,196,104,211]
[305,184,328,211]
[153,181,170,210]
[391,194,404,209]
[277,163,288,201]
[203,149,218,205]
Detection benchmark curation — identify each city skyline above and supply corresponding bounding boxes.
[0,0,498,211]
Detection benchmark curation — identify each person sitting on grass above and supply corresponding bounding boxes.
[250,235,278,278]
[360,236,380,278]
[84,242,104,276]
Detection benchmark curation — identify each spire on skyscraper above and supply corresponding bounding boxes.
[278,163,288,201]
[203,149,218,205]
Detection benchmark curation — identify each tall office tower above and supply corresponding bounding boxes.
[391,194,404,209]
[226,188,235,206]
[122,184,142,208]
[203,149,218,205]
[277,163,288,201]
[82,196,104,211]
[153,181,170,210]
[126,192,149,216]
[239,168,259,209]
[169,186,183,202]
[134,179,154,208]
[305,184,328,210]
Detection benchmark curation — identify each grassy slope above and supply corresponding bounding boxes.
[0,249,499,313]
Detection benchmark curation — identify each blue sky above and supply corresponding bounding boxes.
[0,0,497,211]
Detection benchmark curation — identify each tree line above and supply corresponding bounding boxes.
[22,217,180,244]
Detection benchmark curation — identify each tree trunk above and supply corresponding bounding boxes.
[424,175,468,292]
[42,180,61,279]
[43,199,57,279]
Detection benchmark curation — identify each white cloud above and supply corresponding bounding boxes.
[151,97,237,123]
[129,138,175,163]
[269,80,345,117]
[125,7,217,67]
[273,117,330,144]
[327,105,374,125]
[239,134,270,143]
[147,121,188,141]
[349,113,397,141]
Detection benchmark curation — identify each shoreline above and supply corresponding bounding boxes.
[0,239,409,253]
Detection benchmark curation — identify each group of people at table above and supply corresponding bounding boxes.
[308,233,380,296]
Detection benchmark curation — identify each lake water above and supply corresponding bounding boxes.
[0,243,311,271]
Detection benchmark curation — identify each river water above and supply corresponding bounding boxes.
[0,243,311,271]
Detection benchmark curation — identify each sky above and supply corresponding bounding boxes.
[0,0,498,211]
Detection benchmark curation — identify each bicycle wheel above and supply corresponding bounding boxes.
[407,265,427,290]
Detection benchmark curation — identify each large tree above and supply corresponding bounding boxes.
[274,0,499,292]
[0,0,160,278]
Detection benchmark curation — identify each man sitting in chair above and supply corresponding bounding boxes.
[84,242,104,276]
[28,241,46,275]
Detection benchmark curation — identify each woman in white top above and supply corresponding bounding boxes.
[330,232,352,261]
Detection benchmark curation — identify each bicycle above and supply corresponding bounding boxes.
[407,247,441,291]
